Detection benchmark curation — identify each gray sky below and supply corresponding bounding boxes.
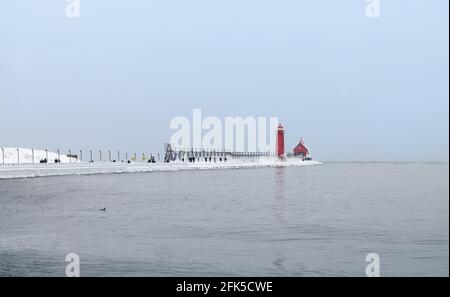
[0,0,448,161]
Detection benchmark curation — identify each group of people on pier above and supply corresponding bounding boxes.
[163,145,275,164]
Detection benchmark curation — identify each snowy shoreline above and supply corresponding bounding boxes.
[0,159,321,180]
[0,148,321,179]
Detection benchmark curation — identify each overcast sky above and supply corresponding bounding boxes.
[0,0,448,161]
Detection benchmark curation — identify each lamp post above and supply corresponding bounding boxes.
[99,150,102,162]
[57,149,60,162]
[108,151,111,162]
[1,148,4,166]
[90,150,93,162]
[45,149,48,162]
[80,150,83,163]
[125,153,128,161]
[69,150,72,163]
[117,151,120,162]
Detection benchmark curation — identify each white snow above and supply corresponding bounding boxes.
[0,149,322,179]
[0,148,78,164]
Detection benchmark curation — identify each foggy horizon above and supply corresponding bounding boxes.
[1,1,448,162]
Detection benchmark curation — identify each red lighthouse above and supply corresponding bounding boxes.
[276,124,285,158]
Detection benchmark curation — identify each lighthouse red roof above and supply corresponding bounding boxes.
[293,138,310,156]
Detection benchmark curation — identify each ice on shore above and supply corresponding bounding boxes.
[0,150,321,180]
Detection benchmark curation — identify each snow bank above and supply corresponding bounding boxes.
[0,154,321,180]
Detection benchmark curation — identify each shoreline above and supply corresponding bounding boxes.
[0,159,322,180]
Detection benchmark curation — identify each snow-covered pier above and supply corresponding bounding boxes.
[0,148,321,180]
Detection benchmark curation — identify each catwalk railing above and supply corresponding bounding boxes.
[0,148,279,166]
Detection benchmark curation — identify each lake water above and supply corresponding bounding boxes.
[0,162,448,276]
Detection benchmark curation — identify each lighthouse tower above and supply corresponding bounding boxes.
[276,124,285,159]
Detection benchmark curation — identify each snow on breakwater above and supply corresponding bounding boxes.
[0,157,322,180]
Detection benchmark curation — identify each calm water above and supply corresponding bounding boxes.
[0,162,448,276]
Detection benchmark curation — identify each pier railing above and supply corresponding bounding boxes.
[0,148,278,167]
